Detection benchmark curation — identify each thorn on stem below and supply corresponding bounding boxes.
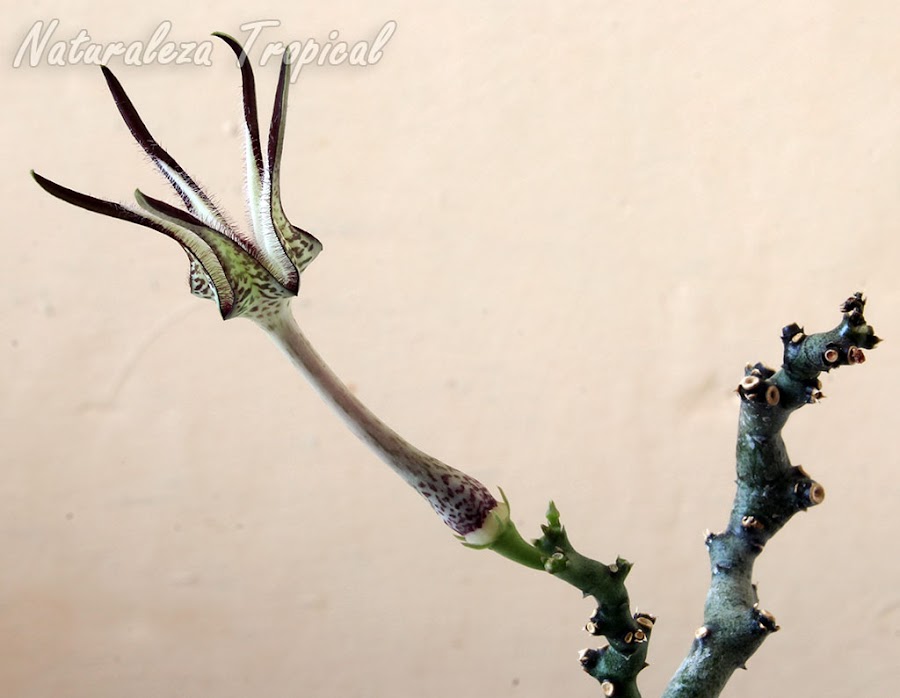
[847,346,866,365]
[794,480,826,508]
[840,292,866,315]
[808,482,826,506]
[544,551,568,574]
[578,646,603,670]
[634,613,656,629]
[740,375,760,392]
[808,388,825,403]
[741,515,764,530]
[782,323,806,346]
[754,606,780,633]
[737,374,779,406]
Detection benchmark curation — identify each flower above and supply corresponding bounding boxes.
[31,34,539,561]
[32,33,320,326]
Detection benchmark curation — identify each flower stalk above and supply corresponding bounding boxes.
[260,304,529,548]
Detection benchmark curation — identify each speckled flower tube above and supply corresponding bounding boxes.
[31,34,541,564]
[264,306,519,547]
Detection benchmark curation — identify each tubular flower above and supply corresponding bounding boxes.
[32,34,534,559]
[33,33,320,325]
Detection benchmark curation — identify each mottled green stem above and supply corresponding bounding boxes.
[662,293,879,698]
[536,502,653,696]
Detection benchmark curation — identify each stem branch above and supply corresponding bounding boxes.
[662,293,879,698]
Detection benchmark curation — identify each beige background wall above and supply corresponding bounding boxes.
[3,3,899,697]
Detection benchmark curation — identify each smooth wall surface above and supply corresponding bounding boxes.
[3,3,899,697]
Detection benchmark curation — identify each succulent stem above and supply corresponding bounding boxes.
[662,293,879,698]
